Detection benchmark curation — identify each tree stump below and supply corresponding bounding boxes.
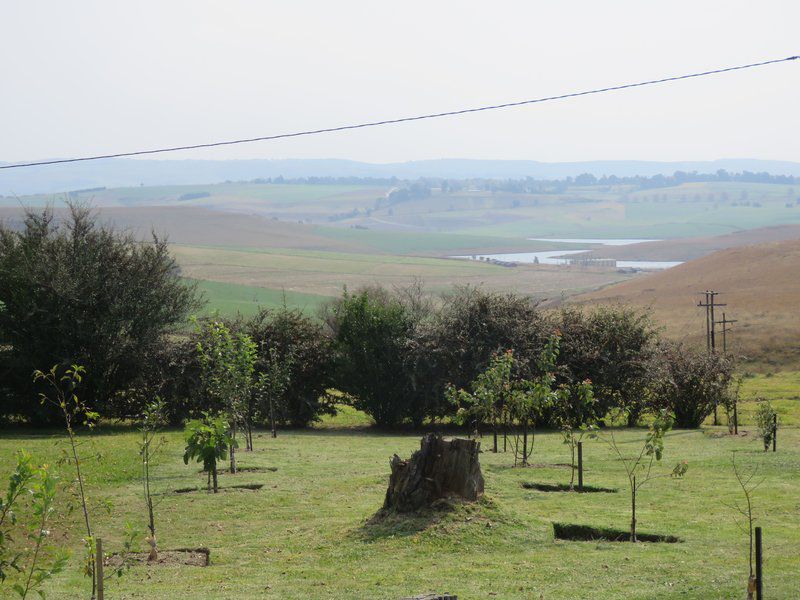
[383,434,484,512]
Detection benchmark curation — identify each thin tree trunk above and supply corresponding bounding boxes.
[269,398,277,438]
[144,445,157,560]
[230,422,237,474]
[212,462,219,493]
[522,419,528,467]
[68,427,96,599]
[492,417,498,453]
[569,439,576,490]
[631,476,637,542]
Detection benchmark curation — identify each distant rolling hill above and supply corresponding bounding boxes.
[3,157,800,195]
[571,239,800,369]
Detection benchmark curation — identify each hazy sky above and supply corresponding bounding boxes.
[2,1,798,164]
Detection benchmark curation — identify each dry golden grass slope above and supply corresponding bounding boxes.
[583,224,800,261]
[572,238,800,369]
[0,206,364,252]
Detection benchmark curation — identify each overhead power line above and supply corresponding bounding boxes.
[2,54,797,171]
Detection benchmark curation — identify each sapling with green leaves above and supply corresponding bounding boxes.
[195,320,257,472]
[13,462,69,600]
[33,364,99,596]
[139,399,167,561]
[552,379,597,490]
[590,410,688,542]
[507,336,562,467]
[723,452,765,598]
[754,400,777,452]
[447,349,515,452]
[1,452,69,599]
[254,348,293,439]
[0,452,37,584]
[183,413,235,493]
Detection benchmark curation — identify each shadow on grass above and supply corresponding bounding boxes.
[357,497,496,542]
[522,482,616,493]
[488,462,575,472]
[553,522,681,543]
[358,500,457,541]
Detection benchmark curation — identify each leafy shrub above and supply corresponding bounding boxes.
[245,307,335,427]
[430,286,550,391]
[327,288,415,426]
[754,401,777,451]
[648,342,734,428]
[183,413,234,493]
[0,204,202,423]
[555,306,657,426]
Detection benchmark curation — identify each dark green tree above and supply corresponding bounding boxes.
[556,306,657,426]
[245,307,335,427]
[0,204,202,422]
[649,342,734,428]
[327,288,414,426]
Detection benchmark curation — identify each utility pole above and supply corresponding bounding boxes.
[698,291,726,352]
[698,291,727,426]
[698,291,711,352]
[715,312,738,355]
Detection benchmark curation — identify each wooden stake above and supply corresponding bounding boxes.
[755,527,763,599]
[95,538,104,600]
[772,414,777,452]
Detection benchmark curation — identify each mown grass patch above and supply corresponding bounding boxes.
[1,425,797,598]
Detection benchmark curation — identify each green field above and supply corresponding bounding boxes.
[193,279,330,317]
[2,419,797,599]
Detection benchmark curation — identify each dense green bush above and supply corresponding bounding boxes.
[555,306,658,426]
[426,286,551,394]
[327,287,416,426]
[648,342,734,428]
[0,204,202,423]
[245,307,335,427]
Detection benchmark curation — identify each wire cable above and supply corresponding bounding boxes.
[2,55,797,170]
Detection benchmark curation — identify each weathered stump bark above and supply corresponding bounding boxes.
[383,434,484,512]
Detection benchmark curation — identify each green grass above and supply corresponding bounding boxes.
[739,371,800,426]
[312,226,576,256]
[192,279,331,317]
[1,422,798,599]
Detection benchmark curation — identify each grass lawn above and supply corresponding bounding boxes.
[739,371,800,426]
[1,418,798,599]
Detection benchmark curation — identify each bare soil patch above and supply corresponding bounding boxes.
[174,483,264,494]
[106,547,209,567]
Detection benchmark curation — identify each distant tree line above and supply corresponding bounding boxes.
[238,170,798,196]
[0,205,735,430]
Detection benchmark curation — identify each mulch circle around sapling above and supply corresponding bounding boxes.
[522,482,616,493]
[552,522,681,543]
[198,466,278,474]
[174,483,264,494]
[106,547,210,567]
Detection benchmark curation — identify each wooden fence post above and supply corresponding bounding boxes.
[95,537,104,600]
[772,414,777,452]
[755,527,763,600]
